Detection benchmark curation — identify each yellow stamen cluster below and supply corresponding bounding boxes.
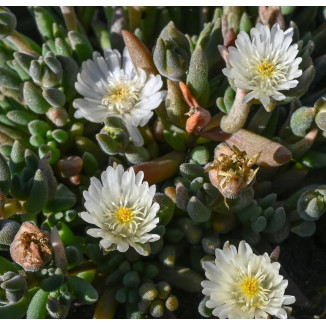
[102,83,139,109]
[241,277,259,298]
[117,207,133,223]
[256,59,276,79]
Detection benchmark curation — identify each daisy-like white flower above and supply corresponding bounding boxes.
[73,47,166,146]
[222,23,302,110]
[80,164,160,256]
[201,240,295,319]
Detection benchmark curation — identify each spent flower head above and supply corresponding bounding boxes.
[80,164,160,256]
[73,47,166,146]
[201,240,295,319]
[10,222,52,272]
[222,23,302,110]
[205,144,259,200]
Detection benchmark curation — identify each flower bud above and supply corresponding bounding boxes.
[46,107,68,127]
[185,106,211,134]
[10,222,52,272]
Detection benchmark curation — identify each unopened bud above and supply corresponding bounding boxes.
[185,106,211,133]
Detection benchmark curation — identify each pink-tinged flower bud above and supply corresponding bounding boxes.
[10,222,52,272]
[185,107,211,134]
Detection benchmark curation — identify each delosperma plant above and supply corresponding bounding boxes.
[0,5,326,319]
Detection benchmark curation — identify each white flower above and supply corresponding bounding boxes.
[80,164,160,256]
[222,23,302,110]
[73,47,166,146]
[201,240,295,319]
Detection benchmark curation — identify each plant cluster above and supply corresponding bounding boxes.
[0,6,326,319]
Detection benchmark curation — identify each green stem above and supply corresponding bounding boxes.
[220,88,253,134]
[286,127,319,159]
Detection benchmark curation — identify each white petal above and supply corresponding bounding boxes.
[125,122,144,146]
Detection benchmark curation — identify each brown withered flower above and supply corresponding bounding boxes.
[10,222,52,272]
[205,143,260,205]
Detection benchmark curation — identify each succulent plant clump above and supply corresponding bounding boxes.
[0,5,326,320]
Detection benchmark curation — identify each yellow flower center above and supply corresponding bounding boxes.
[102,82,139,111]
[241,277,259,298]
[256,59,275,79]
[117,207,133,223]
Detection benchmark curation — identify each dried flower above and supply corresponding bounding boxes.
[73,47,166,146]
[80,164,160,256]
[201,240,295,319]
[222,23,302,110]
[10,222,52,272]
[205,144,259,200]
